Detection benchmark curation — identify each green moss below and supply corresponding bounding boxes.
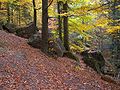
[82,55,105,74]
[63,51,79,62]
[74,65,81,70]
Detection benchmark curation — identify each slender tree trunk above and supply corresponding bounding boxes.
[32,0,37,32]
[63,2,70,51]
[7,2,10,24]
[57,1,62,41]
[11,8,14,23]
[0,2,2,9]
[113,0,116,15]
[42,0,49,54]
[18,5,21,26]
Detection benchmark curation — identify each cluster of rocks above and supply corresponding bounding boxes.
[0,22,38,39]
[0,22,67,58]
[80,50,117,76]
[16,22,38,38]
[0,22,16,33]
[28,32,66,57]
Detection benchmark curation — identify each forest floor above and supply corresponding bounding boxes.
[0,30,120,90]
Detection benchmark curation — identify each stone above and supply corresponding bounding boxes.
[0,25,2,30]
[48,38,66,57]
[16,22,38,38]
[54,38,66,57]
[63,51,79,62]
[28,33,66,57]
[27,32,42,49]
[2,23,16,33]
[81,50,117,76]
[0,21,4,30]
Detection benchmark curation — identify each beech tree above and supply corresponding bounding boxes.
[57,1,63,41]
[32,0,37,27]
[42,0,49,53]
[63,1,70,51]
[6,1,10,23]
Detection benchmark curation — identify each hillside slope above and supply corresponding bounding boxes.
[0,31,120,90]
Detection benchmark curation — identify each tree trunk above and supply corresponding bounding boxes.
[113,0,116,14]
[57,1,62,41]
[63,2,70,51]
[7,2,10,24]
[42,0,49,54]
[11,8,14,23]
[32,0,37,32]
[0,2,2,9]
[18,5,21,26]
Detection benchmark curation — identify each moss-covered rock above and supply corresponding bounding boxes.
[63,51,79,62]
[16,22,38,38]
[27,32,42,49]
[81,50,117,76]
[2,23,17,33]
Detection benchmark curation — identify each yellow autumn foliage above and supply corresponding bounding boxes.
[95,17,110,27]
[106,26,120,33]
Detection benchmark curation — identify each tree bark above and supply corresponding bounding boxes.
[0,2,2,9]
[32,0,37,32]
[42,0,49,54]
[57,1,62,41]
[7,2,10,24]
[63,2,70,51]
[18,5,21,26]
[11,8,14,23]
